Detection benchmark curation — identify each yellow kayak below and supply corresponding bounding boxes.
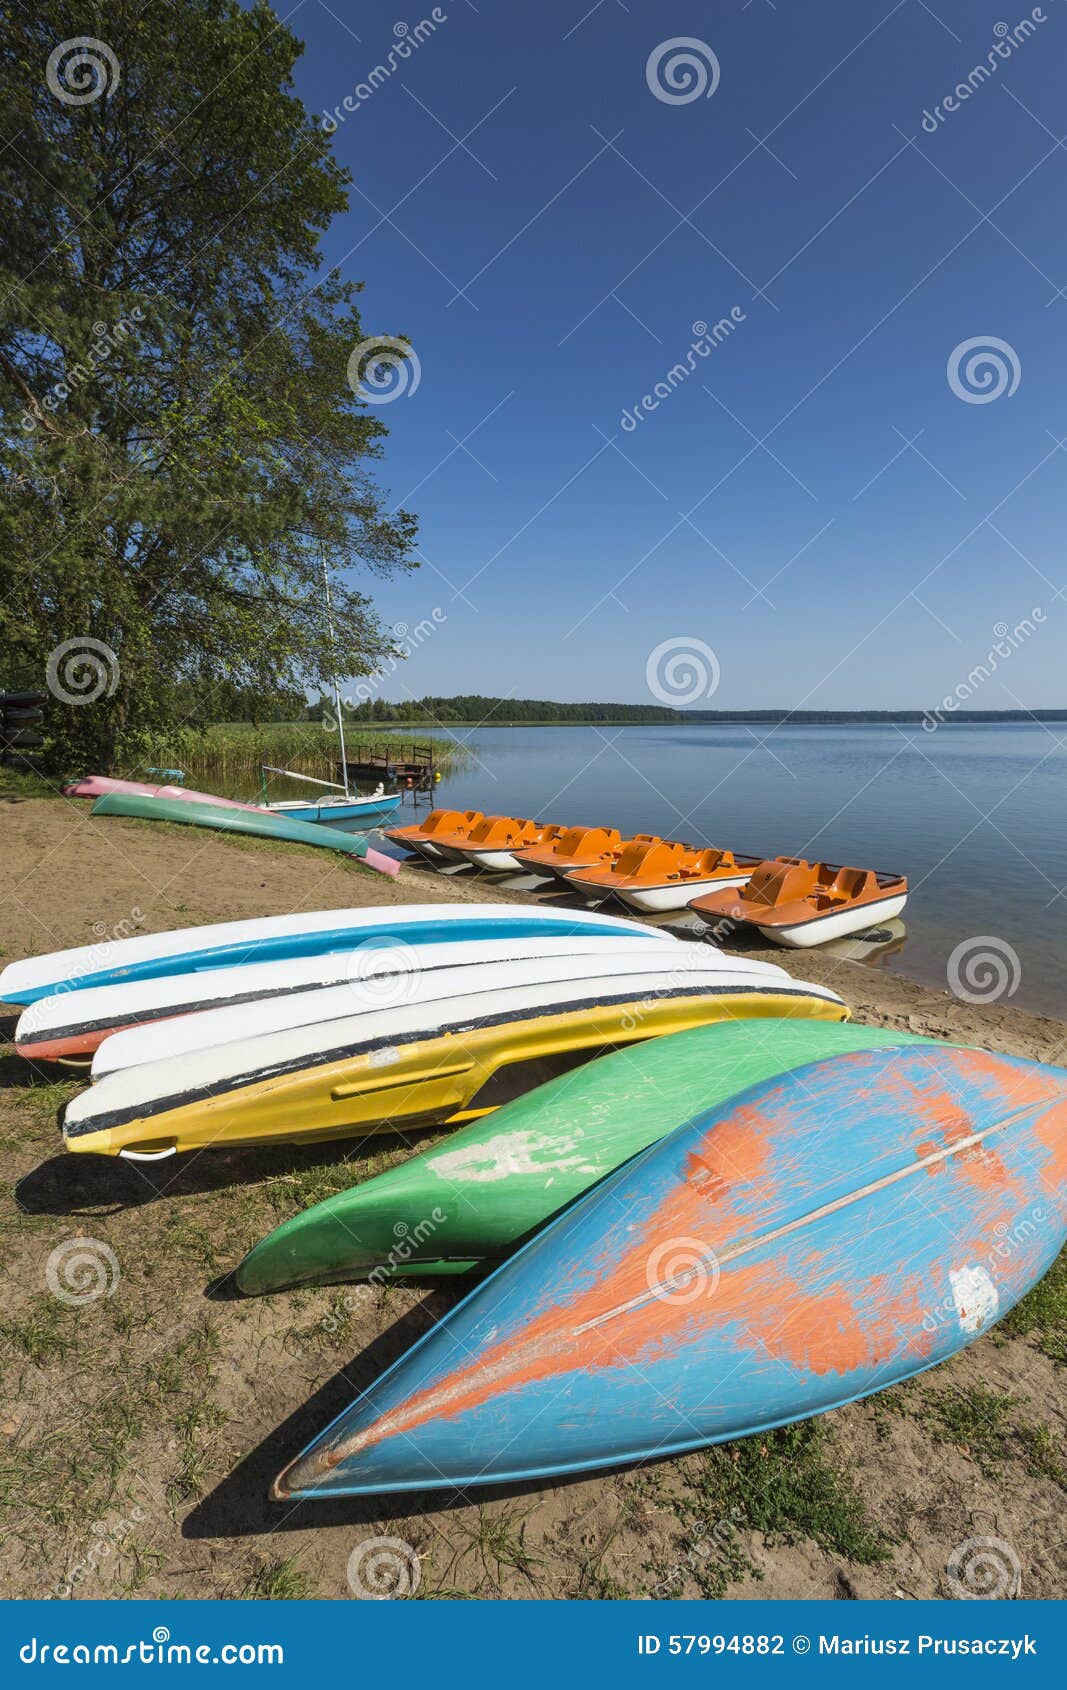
[62,970,848,1159]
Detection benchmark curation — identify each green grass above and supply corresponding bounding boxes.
[926,1385,1019,1477]
[659,1421,890,1598]
[1000,1249,1066,1364]
[236,1557,313,1600]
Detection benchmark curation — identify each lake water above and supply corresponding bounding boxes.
[389,722,1066,1019]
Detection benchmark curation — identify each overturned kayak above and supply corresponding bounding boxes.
[90,937,715,1078]
[61,968,847,1158]
[691,858,909,947]
[273,1041,1067,1499]
[0,903,656,1007]
[16,931,678,1065]
[237,1019,932,1295]
[88,792,400,877]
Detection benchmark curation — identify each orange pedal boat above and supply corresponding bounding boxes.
[564,838,760,912]
[382,809,486,861]
[436,817,568,873]
[689,857,908,948]
[514,826,637,881]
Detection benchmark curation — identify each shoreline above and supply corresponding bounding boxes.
[1,796,1063,1602]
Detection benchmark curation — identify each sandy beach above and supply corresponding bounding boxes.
[1,795,1063,1600]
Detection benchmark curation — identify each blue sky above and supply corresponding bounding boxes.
[291,0,1067,708]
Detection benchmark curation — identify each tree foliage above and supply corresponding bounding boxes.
[0,0,417,772]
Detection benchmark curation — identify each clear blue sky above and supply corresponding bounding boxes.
[291,0,1067,709]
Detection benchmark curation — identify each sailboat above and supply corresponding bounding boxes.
[260,545,401,827]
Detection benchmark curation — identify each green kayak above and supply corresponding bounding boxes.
[236,1018,942,1295]
[90,792,369,858]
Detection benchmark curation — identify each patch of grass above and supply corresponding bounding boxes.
[1018,1422,1067,1486]
[236,1557,313,1600]
[450,1504,542,1593]
[0,1294,76,1365]
[1000,1249,1066,1364]
[668,1421,890,1597]
[16,1076,84,1133]
[926,1385,1018,1477]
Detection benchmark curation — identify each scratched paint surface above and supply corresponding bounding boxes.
[240,1021,933,1293]
[277,1044,1067,1497]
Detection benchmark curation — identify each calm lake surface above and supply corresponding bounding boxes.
[395,722,1066,1019]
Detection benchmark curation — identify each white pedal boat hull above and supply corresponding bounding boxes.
[758,893,909,948]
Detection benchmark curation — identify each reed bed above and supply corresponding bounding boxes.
[182,721,459,783]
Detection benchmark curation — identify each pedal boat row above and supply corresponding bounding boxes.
[384,811,908,944]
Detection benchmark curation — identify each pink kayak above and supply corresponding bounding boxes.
[63,775,399,878]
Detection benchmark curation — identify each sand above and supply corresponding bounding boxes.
[0,794,1063,1601]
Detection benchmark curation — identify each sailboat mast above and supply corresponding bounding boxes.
[320,542,351,799]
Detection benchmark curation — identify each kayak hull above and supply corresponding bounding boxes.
[274,1043,1067,1498]
[236,1020,937,1295]
[16,933,683,1065]
[0,903,655,1006]
[62,982,848,1158]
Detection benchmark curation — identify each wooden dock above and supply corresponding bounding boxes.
[340,739,438,797]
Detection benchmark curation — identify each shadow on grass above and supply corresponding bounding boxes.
[15,1124,436,1217]
[183,1294,592,1540]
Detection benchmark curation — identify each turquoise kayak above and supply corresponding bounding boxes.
[90,792,370,858]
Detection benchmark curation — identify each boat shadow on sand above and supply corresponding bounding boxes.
[183,1295,594,1539]
[15,1128,437,1218]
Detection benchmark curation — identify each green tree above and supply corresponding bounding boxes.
[0,0,417,773]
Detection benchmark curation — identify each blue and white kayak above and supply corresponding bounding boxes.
[273,1042,1067,1499]
[0,902,659,1006]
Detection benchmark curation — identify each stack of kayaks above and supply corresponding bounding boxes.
[1,901,846,1160]
[265,1023,1067,1499]
[690,857,909,946]
[1,690,47,761]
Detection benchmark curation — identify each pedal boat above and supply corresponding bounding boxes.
[689,858,908,947]
[438,817,566,872]
[513,828,659,882]
[381,810,485,861]
[566,840,760,912]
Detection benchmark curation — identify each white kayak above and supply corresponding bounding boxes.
[90,943,790,1080]
[15,932,691,1065]
[63,964,847,1157]
[0,902,658,1007]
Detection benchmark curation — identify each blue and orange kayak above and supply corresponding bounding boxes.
[274,1041,1067,1498]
